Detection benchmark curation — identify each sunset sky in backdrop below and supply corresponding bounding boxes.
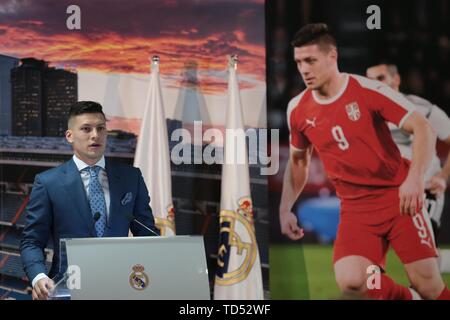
[0,0,265,94]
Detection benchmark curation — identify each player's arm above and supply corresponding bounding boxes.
[438,135,450,182]
[424,105,450,194]
[427,135,450,194]
[279,145,313,240]
[365,82,437,215]
[399,112,437,216]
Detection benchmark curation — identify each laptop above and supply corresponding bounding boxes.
[59,235,210,300]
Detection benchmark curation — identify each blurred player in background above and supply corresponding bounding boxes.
[279,23,450,300]
[366,64,450,273]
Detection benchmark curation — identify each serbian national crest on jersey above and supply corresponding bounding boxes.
[345,102,361,121]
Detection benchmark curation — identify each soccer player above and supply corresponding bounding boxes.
[366,64,450,272]
[279,23,450,300]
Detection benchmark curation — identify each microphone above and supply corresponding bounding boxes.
[89,212,101,236]
[125,213,159,237]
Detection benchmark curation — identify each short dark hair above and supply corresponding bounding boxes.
[291,23,337,51]
[68,101,106,126]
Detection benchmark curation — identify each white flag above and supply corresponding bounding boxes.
[134,57,175,236]
[214,56,264,300]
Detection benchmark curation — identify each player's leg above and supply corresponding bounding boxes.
[404,257,447,299]
[424,189,443,242]
[334,255,373,295]
[334,255,415,300]
[390,207,450,299]
[425,191,450,273]
[333,212,413,299]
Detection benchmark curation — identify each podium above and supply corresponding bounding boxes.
[52,236,210,300]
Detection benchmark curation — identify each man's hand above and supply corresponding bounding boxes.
[399,174,425,216]
[32,277,55,300]
[280,211,304,240]
[426,173,447,195]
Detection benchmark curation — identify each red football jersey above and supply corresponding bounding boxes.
[288,74,416,212]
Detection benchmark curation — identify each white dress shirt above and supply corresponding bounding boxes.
[72,155,111,219]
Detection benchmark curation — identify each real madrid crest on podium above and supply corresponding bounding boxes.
[129,264,150,290]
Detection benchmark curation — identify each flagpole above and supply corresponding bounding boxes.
[214,54,264,300]
[133,55,176,237]
[229,54,238,69]
[151,55,160,72]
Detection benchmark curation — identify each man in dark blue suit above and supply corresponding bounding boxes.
[20,101,159,300]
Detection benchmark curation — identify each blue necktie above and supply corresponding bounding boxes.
[87,166,107,237]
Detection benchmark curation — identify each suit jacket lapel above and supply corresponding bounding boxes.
[62,159,93,231]
[105,158,121,237]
